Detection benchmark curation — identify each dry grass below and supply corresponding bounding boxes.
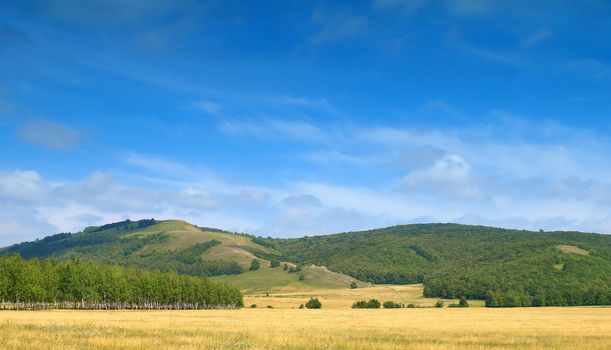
[556,245,590,255]
[244,284,485,309]
[0,307,609,349]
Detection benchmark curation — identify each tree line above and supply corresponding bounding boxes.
[0,254,243,310]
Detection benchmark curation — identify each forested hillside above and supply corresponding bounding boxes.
[0,254,243,309]
[1,219,275,277]
[268,224,611,307]
[3,220,610,307]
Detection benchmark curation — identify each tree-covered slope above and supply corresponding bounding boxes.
[1,219,277,277]
[3,221,610,307]
[267,224,611,306]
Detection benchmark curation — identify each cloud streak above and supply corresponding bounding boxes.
[18,119,84,150]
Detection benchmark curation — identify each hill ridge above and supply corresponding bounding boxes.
[2,219,610,307]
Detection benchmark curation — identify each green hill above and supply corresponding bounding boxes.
[266,224,611,306]
[0,219,362,293]
[2,220,610,307]
[0,219,277,276]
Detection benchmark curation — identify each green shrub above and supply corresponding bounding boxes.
[350,282,358,289]
[250,304,257,308]
[266,305,274,309]
[448,303,460,308]
[407,304,416,308]
[299,273,305,281]
[288,265,302,273]
[383,301,401,308]
[250,259,260,271]
[270,260,280,268]
[299,304,304,309]
[459,296,469,308]
[352,299,381,309]
[435,300,444,308]
[283,263,288,271]
[305,298,322,309]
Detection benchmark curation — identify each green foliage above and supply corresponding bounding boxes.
[272,224,611,307]
[459,296,469,308]
[435,300,444,308]
[305,298,322,309]
[288,265,302,273]
[352,299,381,309]
[2,221,243,278]
[350,282,358,289]
[383,301,401,308]
[5,220,610,308]
[447,303,460,308]
[251,237,277,250]
[266,305,274,309]
[0,254,243,308]
[250,304,257,308]
[270,260,280,268]
[407,304,416,308]
[299,273,305,281]
[250,259,260,271]
[299,304,304,309]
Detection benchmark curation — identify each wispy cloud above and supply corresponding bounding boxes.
[310,8,368,45]
[522,28,552,47]
[18,119,84,150]
[191,100,222,115]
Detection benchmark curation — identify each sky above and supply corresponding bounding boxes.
[1,0,611,245]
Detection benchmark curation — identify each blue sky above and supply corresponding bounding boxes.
[1,0,611,244]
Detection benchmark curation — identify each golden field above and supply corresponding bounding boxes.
[0,307,609,350]
[243,284,486,309]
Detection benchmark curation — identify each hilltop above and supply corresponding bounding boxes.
[268,224,611,306]
[0,219,364,293]
[2,220,610,306]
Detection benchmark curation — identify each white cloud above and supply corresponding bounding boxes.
[399,154,484,199]
[373,0,428,14]
[192,100,222,115]
[18,119,84,150]
[522,29,552,47]
[445,0,492,16]
[310,9,368,45]
[3,114,611,244]
[219,118,328,143]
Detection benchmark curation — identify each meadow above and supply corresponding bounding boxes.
[0,307,609,349]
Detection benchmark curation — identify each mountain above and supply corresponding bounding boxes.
[2,220,610,307]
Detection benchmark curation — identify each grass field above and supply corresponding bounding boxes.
[0,307,609,349]
[213,266,484,308]
[241,284,485,309]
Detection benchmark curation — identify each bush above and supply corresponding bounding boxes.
[447,303,460,308]
[435,300,444,308]
[250,259,260,271]
[352,299,381,309]
[288,265,302,273]
[266,305,274,309]
[383,301,401,309]
[283,263,288,271]
[250,304,257,308]
[299,304,304,309]
[350,282,358,289]
[407,304,416,308]
[305,298,322,309]
[270,260,280,268]
[459,296,469,308]
[299,273,305,281]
